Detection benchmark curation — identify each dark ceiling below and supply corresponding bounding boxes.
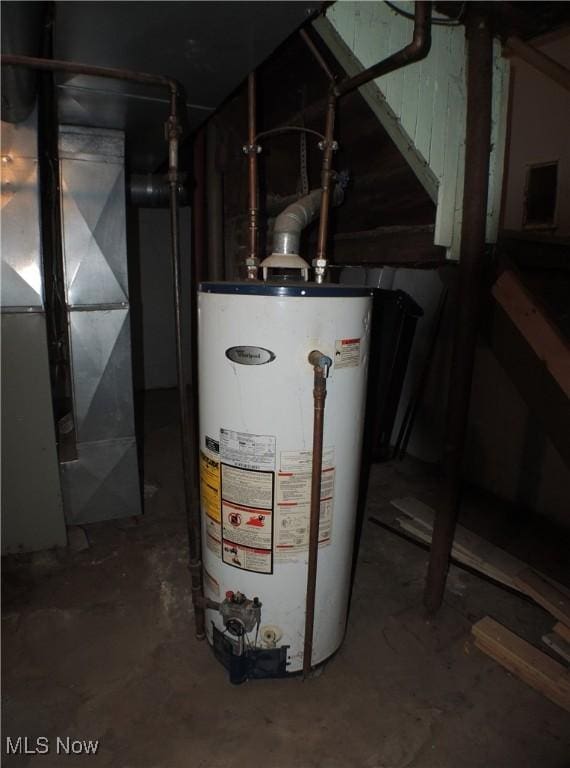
[52,1,319,171]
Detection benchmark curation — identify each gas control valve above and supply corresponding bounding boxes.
[220,591,261,637]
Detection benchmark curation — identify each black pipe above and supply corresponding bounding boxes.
[424,7,493,614]
[128,173,189,208]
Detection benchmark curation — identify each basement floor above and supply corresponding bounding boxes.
[2,390,569,768]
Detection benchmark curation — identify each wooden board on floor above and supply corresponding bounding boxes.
[472,617,570,712]
[390,497,570,620]
[542,633,570,664]
[394,515,520,590]
[554,622,570,644]
[516,569,570,627]
[391,497,524,580]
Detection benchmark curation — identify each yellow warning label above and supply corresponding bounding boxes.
[200,451,220,522]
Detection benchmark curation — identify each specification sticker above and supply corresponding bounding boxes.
[221,463,274,574]
[275,447,335,562]
[334,337,361,369]
[220,429,276,471]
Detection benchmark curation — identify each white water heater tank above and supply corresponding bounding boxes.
[198,282,373,677]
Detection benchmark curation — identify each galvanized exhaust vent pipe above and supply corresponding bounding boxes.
[272,185,343,258]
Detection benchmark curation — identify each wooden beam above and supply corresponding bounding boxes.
[473,617,570,712]
[490,271,570,466]
[505,36,570,93]
[492,269,570,399]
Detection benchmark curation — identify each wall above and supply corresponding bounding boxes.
[342,265,570,529]
[502,34,570,235]
[314,0,509,258]
[133,207,192,390]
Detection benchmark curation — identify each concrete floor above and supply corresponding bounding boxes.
[2,391,569,767]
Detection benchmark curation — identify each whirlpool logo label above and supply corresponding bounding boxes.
[225,346,276,365]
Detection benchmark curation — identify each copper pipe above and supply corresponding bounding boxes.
[303,350,332,678]
[246,71,259,277]
[1,53,179,99]
[192,127,207,285]
[314,91,337,281]
[300,28,335,84]
[424,8,493,614]
[313,2,432,281]
[2,53,207,639]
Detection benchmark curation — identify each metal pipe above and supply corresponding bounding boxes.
[303,350,332,678]
[334,1,432,98]
[313,91,337,283]
[206,119,225,280]
[1,53,179,98]
[272,186,343,257]
[299,28,336,84]
[192,127,207,286]
[505,36,570,94]
[313,1,432,283]
[1,3,44,123]
[167,104,206,640]
[244,71,259,279]
[128,173,189,207]
[424,8,493,614]
[3,53,206,638]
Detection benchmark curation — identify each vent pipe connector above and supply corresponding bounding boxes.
[272,185,343,258]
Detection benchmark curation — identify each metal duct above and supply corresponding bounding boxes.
[0,2,44,123]
[272,185,343,257]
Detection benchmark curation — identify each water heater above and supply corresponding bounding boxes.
[198,282,372,680]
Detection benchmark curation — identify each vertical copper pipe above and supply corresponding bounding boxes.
[314,92,337,277]
[303,351,331,677]
[192,127,207,285]
[312,1,432,281]
[424,8,493,614]
[246,71,259,276]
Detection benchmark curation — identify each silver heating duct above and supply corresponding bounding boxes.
[1,108,67,552]
[58,126,141,523]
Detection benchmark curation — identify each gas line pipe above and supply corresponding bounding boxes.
[304,349,332,678]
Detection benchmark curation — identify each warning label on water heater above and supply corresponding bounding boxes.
[275,447,335,562]
[334,337,361,369]
[220,463,274,574]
